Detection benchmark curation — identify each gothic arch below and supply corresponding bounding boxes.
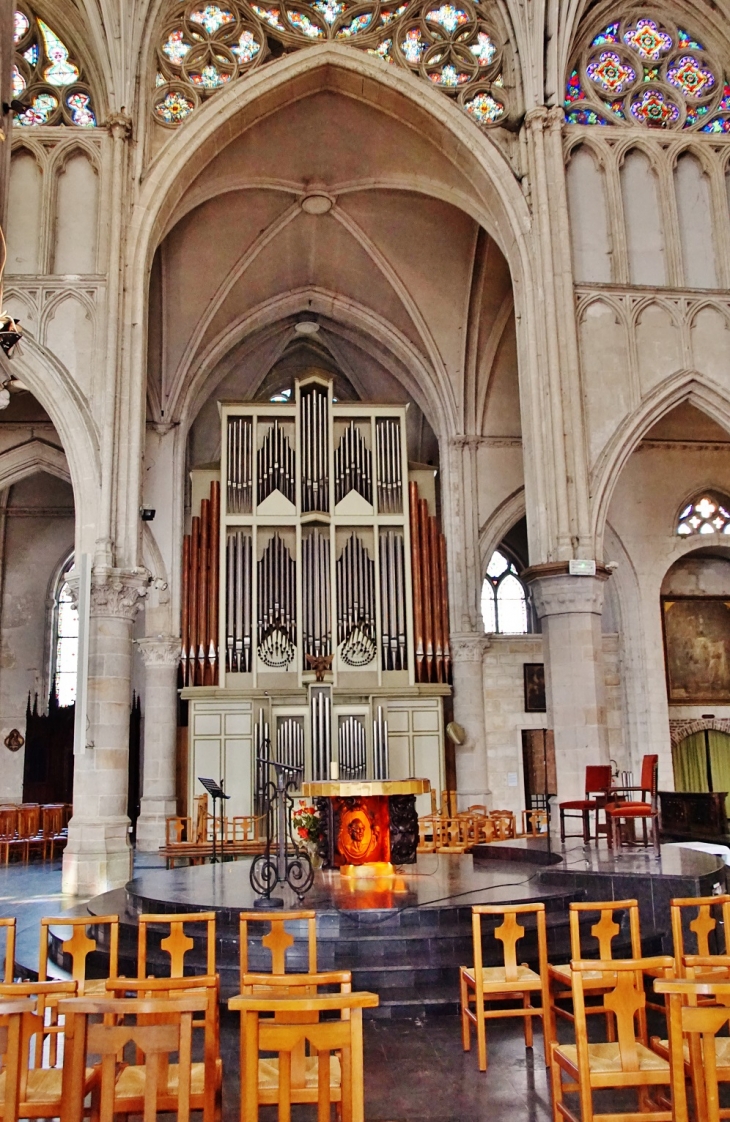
[8,338,100,556]
[0,439,70,491]
[591,370,730,555]
[478,487,526,573]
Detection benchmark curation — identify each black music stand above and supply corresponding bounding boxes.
[198,777,230,864]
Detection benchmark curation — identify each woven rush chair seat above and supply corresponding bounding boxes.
[113,1057,222,1098]
[555,1041,669,1074]
[461,963,541,987]
[0,1065,97,1104]
[257,1054,342,1100]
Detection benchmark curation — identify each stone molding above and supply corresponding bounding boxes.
[136,635,182,667]
[89,568,149,620]
[525,568,609,618]
[449,632,491,661]
[669,717,730,747]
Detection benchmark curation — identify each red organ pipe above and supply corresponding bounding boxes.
[409,481,451,684]
[180,481,220,686]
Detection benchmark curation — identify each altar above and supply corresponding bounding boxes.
[302,778,430,874]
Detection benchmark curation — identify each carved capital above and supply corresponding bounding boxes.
[106,112,133,139]
[524,105,549,132]
[525,571,607,619]
[449,631,491,661]
[90,568,149,620]
[136,635,182,668]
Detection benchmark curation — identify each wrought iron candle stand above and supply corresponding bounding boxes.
[250,756,314,908]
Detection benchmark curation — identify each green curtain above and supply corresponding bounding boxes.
[672,732,709,794]
[708,730,730,815]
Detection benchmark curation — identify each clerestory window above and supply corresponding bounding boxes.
[481,548,530,635]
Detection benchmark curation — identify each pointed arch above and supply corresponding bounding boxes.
[591,370,730,555]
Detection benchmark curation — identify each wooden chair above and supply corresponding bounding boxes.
[654,977,730,1122]
[229,989,379,1121]
[0,809,19,866]
[558,765,613,843]
[606,754,659,851]
[59,993,206,1122]
[548,899,643,1046]
[440,790,457,817]
[0,998,36,1122]
[105,975,221,1122]
[460,902,551,1071]
[417,815,440,853]
[138,912,216,978]
[40,806,66,861]
[489,810,515,841]
[16,807,43,865]
[39,916,119,996]
[0,919,16,984]
[550,956,675,1122]
[240,910,317,983]
[0,979,77,1071]
[436,817,470,854]
[519,808,548,837]
[670,894,730,976]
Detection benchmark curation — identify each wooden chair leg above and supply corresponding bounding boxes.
[523,994,533,1048]
[559,810,566,842]
[460,972,471,1051]
[549,1042,564,1122]
[582,808,590,844]
[475,992,487,1071]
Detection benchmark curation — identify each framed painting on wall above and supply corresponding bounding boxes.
[661,596,730,703]
[524,663,546,712]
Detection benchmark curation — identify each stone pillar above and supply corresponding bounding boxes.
[135,636,180,852]
[62,569,147,897]
[450,632,490,809]
[526,565,610,805]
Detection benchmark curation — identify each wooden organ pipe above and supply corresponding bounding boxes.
[409,481,451,685]
[180,481,221,687]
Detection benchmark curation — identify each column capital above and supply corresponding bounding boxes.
[90,567,150,620]
[136,635,182,668]
[449,631,491,662]
[524,565,610,619]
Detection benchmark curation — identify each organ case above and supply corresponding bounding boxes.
[182,373,451,817]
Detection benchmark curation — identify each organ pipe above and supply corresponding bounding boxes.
[408,480,451,684]
[180,480,220,686]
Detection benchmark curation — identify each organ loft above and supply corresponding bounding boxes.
[179,373,451,818]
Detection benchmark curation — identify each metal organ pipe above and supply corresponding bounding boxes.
[179,481,221,686]
[181,535,190,685]
[408,481,451,685]
[227,417,252,513]
[334,421,372,505]
[301,387,329,513]
[225,530,252,674]
[373,706,389,780]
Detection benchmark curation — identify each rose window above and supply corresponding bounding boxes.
[154,0,509,130]
[12,6,96,127]
[564,13,730,131]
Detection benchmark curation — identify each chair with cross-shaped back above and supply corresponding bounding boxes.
[0,997,35,1122]
[550,956,675,1122]
[59,992,206,1122]
[0,918,16,984]
[460,903,551,1071]
[548,899,643,1046]
[239,910,317,984]
[38,915,119,996]
[654,976,730,1122]
[230,989,379,1122]
[137,912,216,979]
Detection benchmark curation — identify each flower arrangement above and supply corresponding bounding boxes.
[292,801,322,844]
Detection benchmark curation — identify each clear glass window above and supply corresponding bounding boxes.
[53,580,78,706]
[481,549,530,634]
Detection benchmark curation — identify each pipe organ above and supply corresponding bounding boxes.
[181,374,451,818]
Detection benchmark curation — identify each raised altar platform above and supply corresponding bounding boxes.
[65,842,728,1018]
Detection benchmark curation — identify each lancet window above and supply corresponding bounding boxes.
[677,493,730,536]
[12,7,96,127]
[153,0,508,130]
[565,13,730,131]
[51,568,79,707]
[481,549,530,635]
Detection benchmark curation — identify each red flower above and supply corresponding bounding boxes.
[297,826,308,838]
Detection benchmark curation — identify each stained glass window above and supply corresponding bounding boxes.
[565,14,728,131]
[53,579,78,707]
[12,6,96,127]
[677,493,730,536]
[481,549,530,635]
[154,0,508,130]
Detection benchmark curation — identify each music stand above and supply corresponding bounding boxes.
[198,777,230,863]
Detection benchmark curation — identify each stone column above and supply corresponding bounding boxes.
[135,636,180,852]
[62,569,147,897]
[526,565,610,805]
[450,632,491,809]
